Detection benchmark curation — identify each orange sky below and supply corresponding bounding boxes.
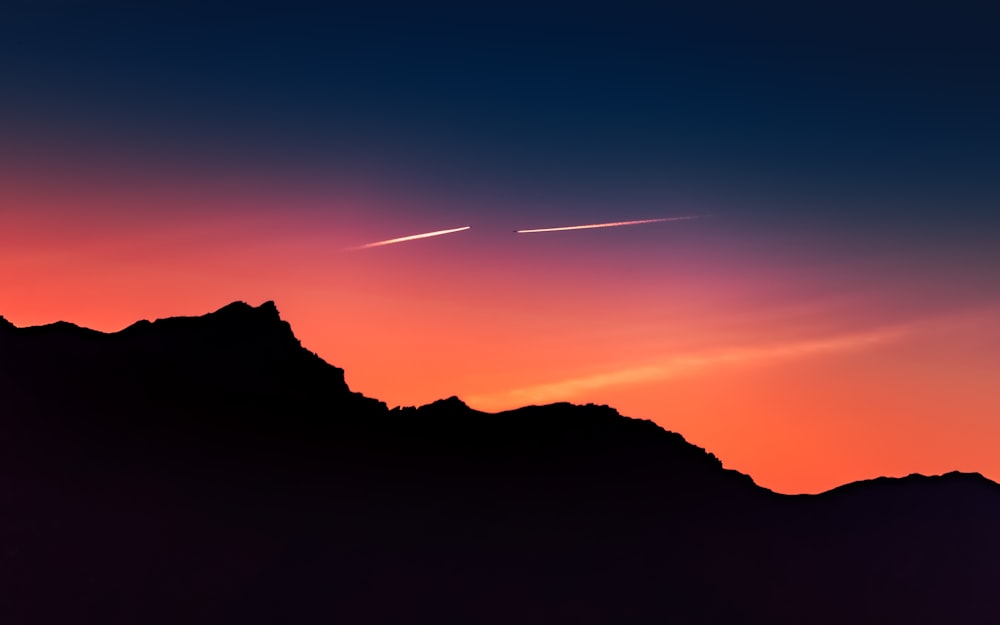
[3,172,999,494]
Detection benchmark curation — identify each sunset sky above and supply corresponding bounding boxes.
[2,3,999,493]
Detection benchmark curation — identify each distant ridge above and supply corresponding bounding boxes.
[1,301,998,625]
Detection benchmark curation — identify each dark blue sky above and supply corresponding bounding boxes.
[4,2,998,223]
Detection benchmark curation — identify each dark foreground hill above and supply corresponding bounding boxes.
[1,301,997,624]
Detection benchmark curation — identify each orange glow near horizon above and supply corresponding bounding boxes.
[3,171,999,494]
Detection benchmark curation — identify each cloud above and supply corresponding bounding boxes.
[467,325,910,409]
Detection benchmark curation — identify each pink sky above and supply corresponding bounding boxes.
[3,169,999,493]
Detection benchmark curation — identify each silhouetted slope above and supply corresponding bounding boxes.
[0,301,998,625]
[0,301,385,472]
[1,300,380,420]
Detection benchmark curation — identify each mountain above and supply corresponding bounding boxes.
[1,301,998,625]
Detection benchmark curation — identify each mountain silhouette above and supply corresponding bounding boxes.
[1,301,997,624]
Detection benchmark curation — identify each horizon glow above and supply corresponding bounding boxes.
[2,171,999,495]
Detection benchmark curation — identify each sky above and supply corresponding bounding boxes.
[2,2,999,493]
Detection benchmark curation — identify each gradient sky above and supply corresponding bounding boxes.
[2,2,999,493]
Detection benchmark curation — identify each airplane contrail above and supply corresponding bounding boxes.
[350,226,471,250]
[514,215,706,234]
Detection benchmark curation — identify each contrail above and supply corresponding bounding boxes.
[350,226,471,250]
[514,215,706,234]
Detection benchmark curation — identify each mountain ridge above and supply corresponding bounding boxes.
[1,300,998,625]
[0,299,991,494]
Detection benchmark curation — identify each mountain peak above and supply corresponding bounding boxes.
[0,299,386,427]
[210,300,280,319]
[195,300,285,330]
[116,300,299,347]
[425,395,470,410]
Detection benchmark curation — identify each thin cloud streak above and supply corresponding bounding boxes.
[467,325,910,410]
[515,215,707,234]
[349,226,471,250]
